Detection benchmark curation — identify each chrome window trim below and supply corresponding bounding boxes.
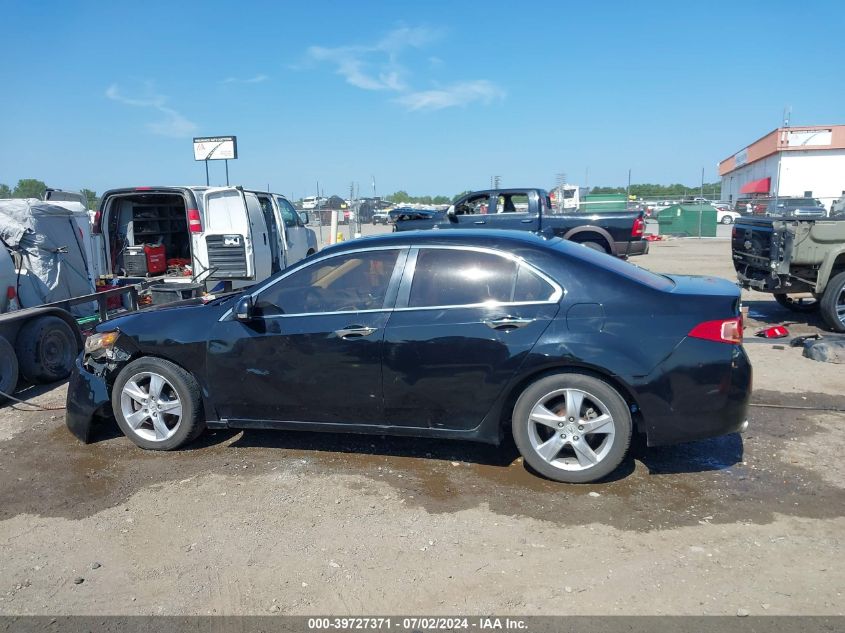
[395,244,564,310]
[219,245,407,322]
[218,242,565,321]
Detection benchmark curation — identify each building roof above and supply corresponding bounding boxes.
[719,125,845,176]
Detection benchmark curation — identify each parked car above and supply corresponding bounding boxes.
[67,230,751,484]
[390,188,648,258]
[763,197,826,219]
[372,211,390,225]
[733,214,845,331]
[712,203,741,224]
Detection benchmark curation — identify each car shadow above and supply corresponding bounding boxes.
[744,299,828,330]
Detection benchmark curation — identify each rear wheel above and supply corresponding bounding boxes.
[14,316,77,383]
[774,293,819,313]
[820,271,845,333]
[0,336,19,401]
[512,373,632,483]
[112,357,205,450]
[579,240,609,254]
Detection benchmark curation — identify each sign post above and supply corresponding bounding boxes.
[193,136,238,186]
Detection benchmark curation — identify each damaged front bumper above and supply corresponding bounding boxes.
[65,356,112,443]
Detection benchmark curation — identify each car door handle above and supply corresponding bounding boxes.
[484,316,535,330]
[473,220,486,224]
[335,326,377,339]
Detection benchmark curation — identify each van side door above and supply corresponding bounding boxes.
[275,196,309,265]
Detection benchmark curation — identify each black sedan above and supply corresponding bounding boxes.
[67,230,751,483]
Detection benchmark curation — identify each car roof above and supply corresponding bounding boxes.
[318,229,567,256]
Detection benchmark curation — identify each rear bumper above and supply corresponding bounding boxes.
[65,356,111,443]
[635,340,752,446]
[616,240,649,257]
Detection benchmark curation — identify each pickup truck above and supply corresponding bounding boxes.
[732,215,845,332]
[389,188,648,257]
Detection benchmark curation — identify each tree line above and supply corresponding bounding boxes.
[0,179,99,209]
[589,182,723,199]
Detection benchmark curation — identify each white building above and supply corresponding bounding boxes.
[719,125,845,210]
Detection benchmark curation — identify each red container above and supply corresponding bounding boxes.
[144,244,167,275]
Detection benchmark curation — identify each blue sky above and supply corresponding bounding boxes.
[2,0,843,200]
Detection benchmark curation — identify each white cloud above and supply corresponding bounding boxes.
[305,26,504,112]
[397,80,505,111]
[105,83,197,138]
[306,26,440,93]
[220,74,269,84]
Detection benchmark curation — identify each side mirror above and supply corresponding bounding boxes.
[235,295,254,321]
[299,211,310,225]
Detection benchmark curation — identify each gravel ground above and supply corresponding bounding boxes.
[0,236,843,616]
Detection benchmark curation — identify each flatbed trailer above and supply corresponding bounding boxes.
[0,282,150,400]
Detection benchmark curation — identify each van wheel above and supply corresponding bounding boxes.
[512,373,632,483]
[0,336,19,401]
[112,357,205,450]
[774,293,819,313]
[820,272,845,333]
[14,316,77,383]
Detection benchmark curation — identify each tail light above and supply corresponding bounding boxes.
[92,209,102,234]
[632,216,645,237]
[689,317,743,344]
[187,208,202,233]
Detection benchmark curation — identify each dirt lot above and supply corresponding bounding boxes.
[1,237,843,616]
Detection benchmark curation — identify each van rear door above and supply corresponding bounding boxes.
[200,188,265,281]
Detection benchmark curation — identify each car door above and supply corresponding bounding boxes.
[449,193,495,228]
[276,196,309,265]
[207,247,407,424]
[381,246,562,430]
[482,192,540,231]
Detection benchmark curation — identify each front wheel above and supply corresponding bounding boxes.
[512,373,632,483]
[774,293,819,313]
[820,271,845,333]
[112,357,205,450]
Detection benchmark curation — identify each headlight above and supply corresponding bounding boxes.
[84,331,119,355]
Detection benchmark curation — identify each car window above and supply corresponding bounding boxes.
[256,249,400,316]
[277,197,301,227]
[496,193,529,213]
[408,249,554,308]
[454,195,489,215]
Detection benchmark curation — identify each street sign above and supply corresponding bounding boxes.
[193,136,238,161]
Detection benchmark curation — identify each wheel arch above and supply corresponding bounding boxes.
[496,363,644,440]
[816,248,845,294]
[559,226,616,255]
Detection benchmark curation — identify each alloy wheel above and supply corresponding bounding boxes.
[119,371,183,442]
[526,388,616,471]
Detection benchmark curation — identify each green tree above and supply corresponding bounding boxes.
[0,183,11,198]
[12,178,48,199]
[80,188,99,210]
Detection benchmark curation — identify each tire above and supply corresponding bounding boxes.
[580,240,609,254]
[820,271,845,333]
[111,357,205,450]
[774,293,819,313]
[512,373,632,483]
[721,215,733,224]
[0,336,19,401]
[14,316,77,383]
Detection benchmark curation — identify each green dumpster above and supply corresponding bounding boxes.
[657,204,717,237]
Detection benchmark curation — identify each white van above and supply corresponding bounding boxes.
[93,186,318,290]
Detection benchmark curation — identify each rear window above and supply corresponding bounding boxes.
[550,238,675,291]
